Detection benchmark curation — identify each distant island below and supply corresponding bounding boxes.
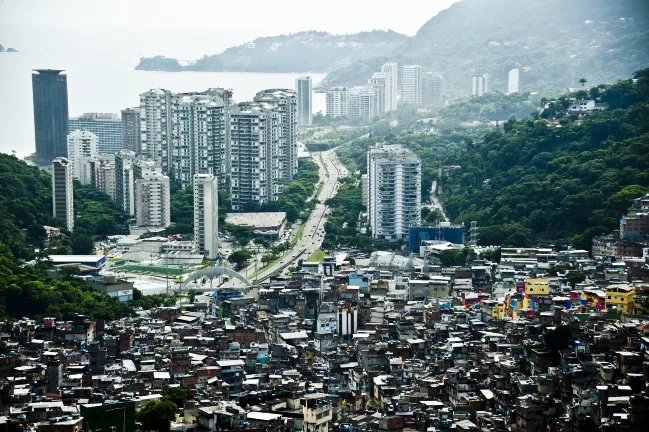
[0,44,18,52]
[136,0,649,100]
[135,30,407,73]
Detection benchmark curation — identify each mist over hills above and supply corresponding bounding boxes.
[135,0,649,97]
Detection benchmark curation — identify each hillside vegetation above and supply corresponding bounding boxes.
[441,69,649,248]
[0,154,151,321]
[320,0,649,98]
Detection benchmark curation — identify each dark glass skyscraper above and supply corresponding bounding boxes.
[32,69,69,163]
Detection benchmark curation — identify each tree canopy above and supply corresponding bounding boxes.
[441,69,649,248]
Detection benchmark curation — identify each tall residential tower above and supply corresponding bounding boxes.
[170,89,231,187]
[67,130,99,184]
[381,62,398,112]
[472,74,490,96]
[295,76,312,126]
[508,68,520,94]
[367,143,421,241]
[69,113,122,154]
[52,157,74,231]
[325,87,348,118]
[193,174,219,260]
[121,108,141,152]
[135,170,171,228]
[32,70,69,164]
[402,65,424,106]
[140,89,173,173]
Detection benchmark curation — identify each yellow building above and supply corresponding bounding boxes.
[605,285,635,314]
[523,278,550,309]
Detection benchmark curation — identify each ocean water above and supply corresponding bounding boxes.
[0,50,326,157]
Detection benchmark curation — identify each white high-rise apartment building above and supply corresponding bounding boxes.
[69,113,122,155]
[423,73,444,107]
[114,151,161,217]
[193,173,219,260]
[101,164,116,201]
[229,103,276,209]
[326,87,348,118]
[253,89,299,188]
[361,174,369,206]
[115,151,138,216]
[381,62,398,112]
[369,72,388,115]
[295,76,312,126]
[67,130,98,184]
[402,65,424,106]
[171,89,231,188]
[52,157,74,231]
[508,68,520,94]
[135,171,170,228]
[367,143,421,241]
[140,88,173,173]
[347,86,378,121]
[472,74,490,96]
[89,154,116,200]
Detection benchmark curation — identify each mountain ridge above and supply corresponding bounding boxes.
[320,0,649,97]
[135,30,407,73]
[134,0,649,99]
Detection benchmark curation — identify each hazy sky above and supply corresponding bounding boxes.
[0,0,460,56]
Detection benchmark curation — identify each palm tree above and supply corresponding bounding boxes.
[578,78,587,88]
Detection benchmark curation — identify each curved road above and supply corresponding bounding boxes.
[219,148,347,288]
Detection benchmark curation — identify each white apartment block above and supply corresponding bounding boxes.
[69,113,122,155]
[347,86,378,121]
[67,130,98,184]
[89,154,116,200]
[193,173,219,260]
[423,73,444,107]
[229,103,275,210]
[325,87,348,118]
[101,164,117,201]
[135,171,171,228]
[508,68,520,94]
[367,143,421,241]
[253,89,299,189]
[369,72,388,115]
[295,76,312,126]
[381,62,398,112]
[52,157,74,231]
[402,65,423,106]
[171,89,232,188]
[472,74,490,96]
[115,151,138,216]
[140,88,173,173]
[361,173,369,207]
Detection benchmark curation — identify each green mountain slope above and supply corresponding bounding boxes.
[135,30,407,73]
[321,0,649,98]
[0,154,127,259]
[440,69,649,248]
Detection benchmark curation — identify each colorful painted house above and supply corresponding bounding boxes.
[605,284,635,314]
[523,278,550,311]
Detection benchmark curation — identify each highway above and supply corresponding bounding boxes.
[219,148,348,288]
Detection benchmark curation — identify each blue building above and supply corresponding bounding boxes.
[32,69,69,163]
[409,225,464,253]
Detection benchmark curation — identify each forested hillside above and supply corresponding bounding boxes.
[441,69,649,248]
[0,154,138,321]
[320,0,649,98]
